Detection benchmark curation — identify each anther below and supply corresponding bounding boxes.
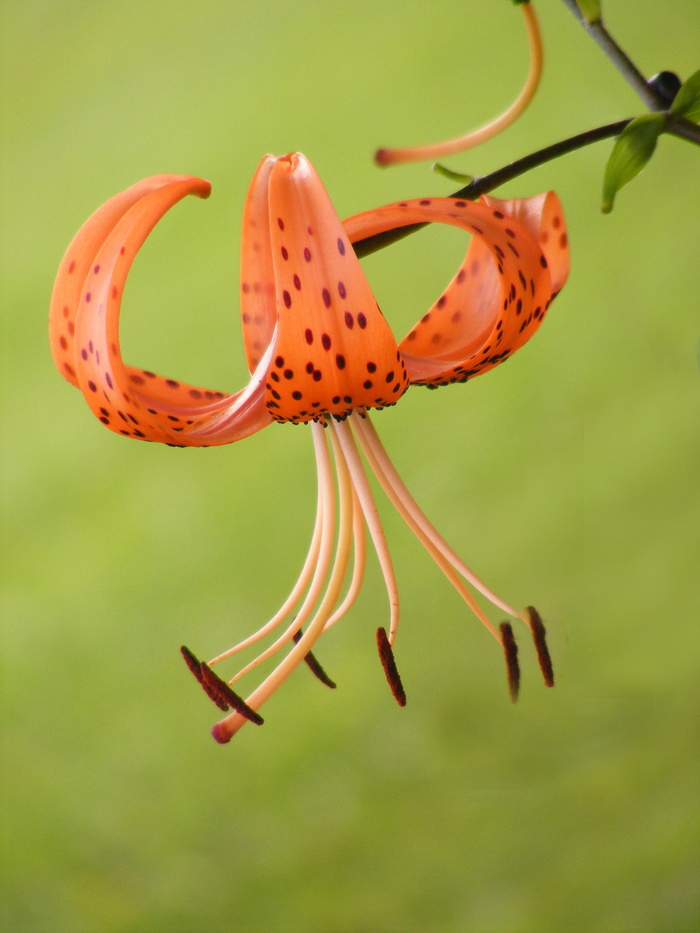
[180,644,228,711]
[524,605,554,687]
[376,626,407,706]
[293,630,337,689]
[500,622,520,702]
[180,645,263,723]
[199,662,264,725]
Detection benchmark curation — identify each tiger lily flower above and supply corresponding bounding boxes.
[50,152,569,743]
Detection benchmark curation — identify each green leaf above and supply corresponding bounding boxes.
[432,163,475,184]
[671,70,700,122]
[601,113,666,213]
[576,0,602,24]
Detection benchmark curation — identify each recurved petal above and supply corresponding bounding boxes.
[343,195,567,387]
[50,175,183,388]
[240,155,277,374]
[52,175,272,446]
[482,191,569,295]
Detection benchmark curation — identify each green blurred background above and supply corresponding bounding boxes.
[2,1,699,930]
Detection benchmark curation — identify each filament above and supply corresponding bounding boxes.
[330,417,400,644]
[323,485,367,631]
[212,420,353,740]
[352,412,519,640]
[207,421,329,667]
[228,420,355,684]
[375,2,543,166]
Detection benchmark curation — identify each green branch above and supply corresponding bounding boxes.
[354,120,629,258]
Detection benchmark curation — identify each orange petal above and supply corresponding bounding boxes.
[343,194,569,386]
[51,175,272,446]
[50,175,177,388]
[259,154,409,423]
[482,192,569,295]
[240,155,277,373]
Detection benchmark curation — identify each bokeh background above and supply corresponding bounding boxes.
[2,1,699,930]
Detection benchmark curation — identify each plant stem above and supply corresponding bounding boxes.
[666,114,700,147]
[354,120,629,258]
[559,0,667,110]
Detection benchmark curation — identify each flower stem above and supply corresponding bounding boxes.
[354,120,629,258]
[559,0,667,110]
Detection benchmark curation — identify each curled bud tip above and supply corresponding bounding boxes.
[211,722,233,744]
[500,622,520,703]
[525,606,554,687]
[376,626,407,707]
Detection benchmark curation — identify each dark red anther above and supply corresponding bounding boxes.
[500,622,520,702]
[181,644,228,711]
[293,630,337,689]
[376,626,407,707]
[180,645,263,722]
[525,606,554,687]
[180,644,204,682]
[199,663,264,725]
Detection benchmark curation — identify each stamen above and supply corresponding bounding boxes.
[323,485,367,631]
[500,622,520,702]
[353,413,517,632]
[180,645,254,723]
[376,626,407,706]
[331,418,400,643]
[206,445,326,667]
[180,643,203,680]
[375,3,542,166]
[523,605,554,687]
[210,421,344,741]
[226,420,352,686]
[293,630,337,688]
[199,662,264,725]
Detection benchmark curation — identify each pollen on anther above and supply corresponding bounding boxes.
[500,622,520,702]
[525,606,554,687]
[376,627,406,706]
